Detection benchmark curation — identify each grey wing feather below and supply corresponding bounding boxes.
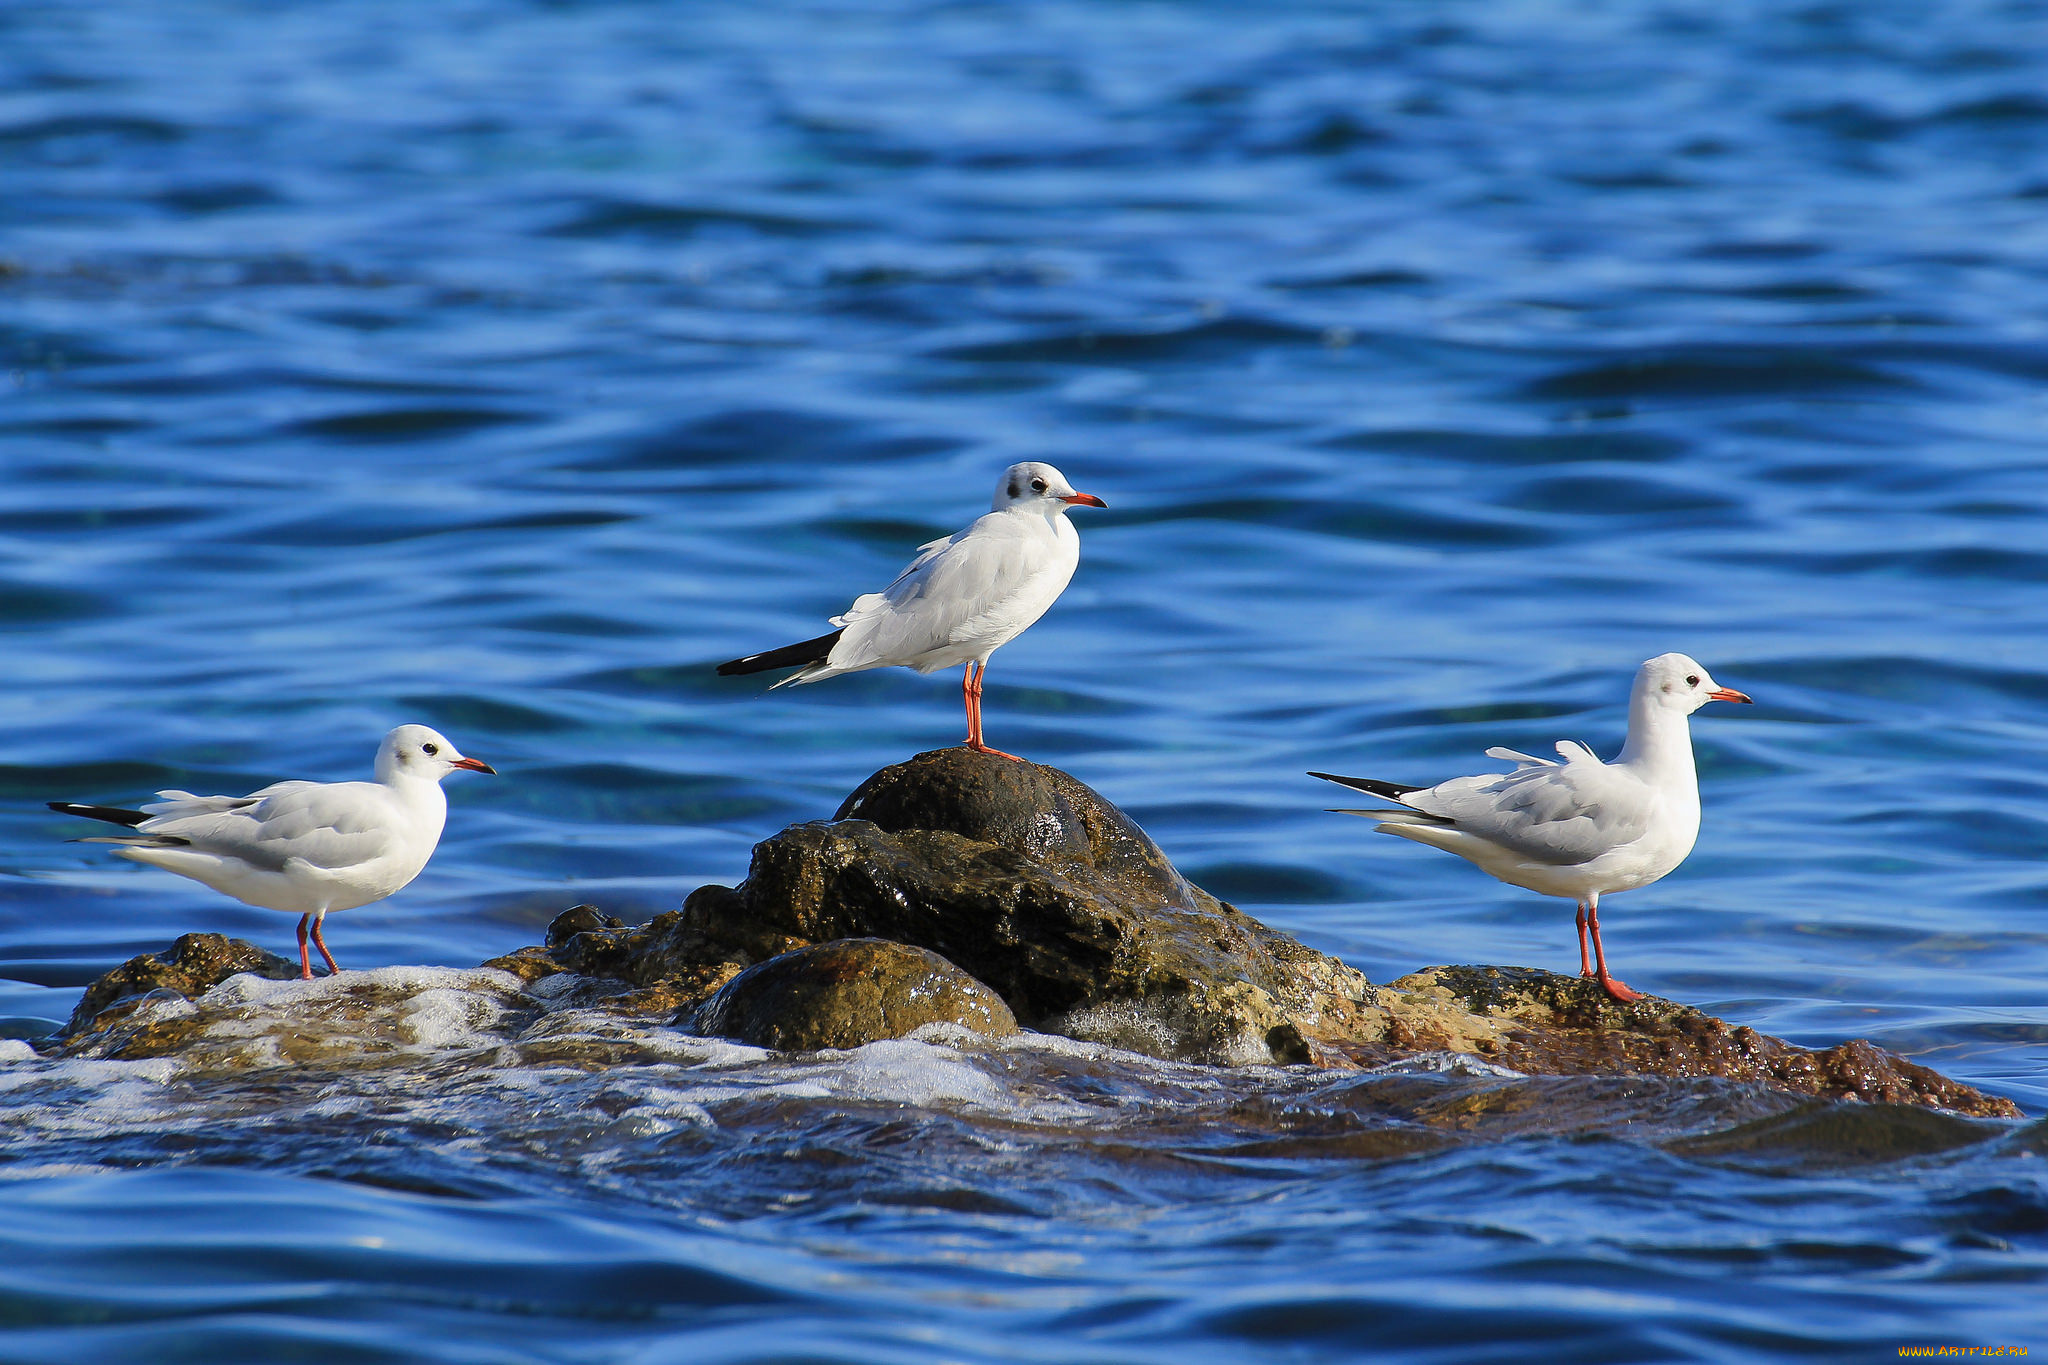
[138,781,402,873]
[1412,754,1654,866]
[827,517,1048,668]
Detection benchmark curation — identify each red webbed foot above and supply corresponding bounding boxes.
[963,740,1025,762]
[1596,975,1643,1004]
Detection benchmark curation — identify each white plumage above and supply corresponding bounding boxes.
[1312,653,1752,1002]
[52,724,495,979]
[718,461,1106,758]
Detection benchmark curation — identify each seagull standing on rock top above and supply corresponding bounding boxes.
[1311,653,1752,1004]
[49,724,495,980]
[717,461,1107,760]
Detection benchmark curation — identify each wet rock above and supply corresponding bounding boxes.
[685,748,1375,1064]
[63,965,535,1069]
[1666,1101,2004,1168]
[64,932,298,1040]
[689,938,1018,1051]
[545,905,624,948]
[492,904,793,1017]
[835,749,1193,905]
[1353,966,2021,1119]
[52,754,2021,1122]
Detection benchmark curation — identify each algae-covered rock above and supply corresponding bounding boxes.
[65,932,298,1041]
[480,904,778,1017]
[1665,1101,2004,1168]
[50,753,2021,1122]
[689,938,1018,1051]
[684,748,1376,1064]
[1361,966,2020,1119]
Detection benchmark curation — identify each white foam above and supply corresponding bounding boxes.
[1367,1050,1527,1079]
[203,964,521,1009]
[0,1161,123,1179]
[0,1040,38,1065]
[522,971,587,1002]
[399,986,510,1049]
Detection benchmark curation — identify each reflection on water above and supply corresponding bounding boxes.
[2,0,2047,1359]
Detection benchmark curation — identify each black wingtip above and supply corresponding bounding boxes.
[48,801,150,827]
[1308,771,1426,800]
[716,628,845,677]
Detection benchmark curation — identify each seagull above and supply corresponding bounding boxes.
[716,461,1107,760]
[49,724,495,980]
[1311,653,1752,1004]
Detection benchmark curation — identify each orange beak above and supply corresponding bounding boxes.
[1061,492,1107,508]
[451,756,497,774]
[1706,688,1752,704]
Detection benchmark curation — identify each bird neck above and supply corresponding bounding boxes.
[1617,693,1696,787]
[383,771,450,817]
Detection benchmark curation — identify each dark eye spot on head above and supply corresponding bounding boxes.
[1007,475,1022,498]
[423,742,439,756]
[1030,477,1047,493]
[1685,675,1700,687]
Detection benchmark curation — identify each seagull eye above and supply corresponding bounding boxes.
[422,742,439,756]
[1030,477,1047,493]
[1685,675,1700,687]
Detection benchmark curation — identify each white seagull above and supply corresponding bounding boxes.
[717,461,1107,760]
[1311,653,1752,1003]
[50,724,495,980]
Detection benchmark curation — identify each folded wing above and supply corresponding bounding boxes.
[130,780,405,874]
[828,515,1065,672]
[1410,749,1656,867]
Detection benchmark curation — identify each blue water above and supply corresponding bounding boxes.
[4,0,2048,1358]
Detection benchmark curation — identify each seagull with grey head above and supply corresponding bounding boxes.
[1311,653,1752,1003]
[50,724,495,980]
[717,461,1107,760]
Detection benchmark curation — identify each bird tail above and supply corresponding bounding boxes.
[1308,771,1424,801]
[716,629,844,678]
[1327,807,1453,826]
[1308,772,1453,826]
[47,801,150,827]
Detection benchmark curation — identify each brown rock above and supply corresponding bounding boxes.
[1666,1100,2004,1167]
[1351,966,2021,1119]
[65,932,298,1038]
[689,938,1018,1051]
[50,757,2019,1123]
[684,748,1375,1064]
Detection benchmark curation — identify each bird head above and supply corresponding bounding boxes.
[377,724,497,783]
[994,461,1106,514]
[1636,653,1752,714]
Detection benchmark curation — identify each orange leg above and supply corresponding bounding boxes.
[295,914,314,980]
[1585,895,1641,1003]
[310,911,341,975]
[1575,902,1594,978]
[961,661,1022,761]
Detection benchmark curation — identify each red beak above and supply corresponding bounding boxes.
[1706,688,1752,705]
[450,756,497,774]
[1061,492,1107,508]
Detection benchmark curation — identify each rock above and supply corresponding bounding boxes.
[50,753,2021,1121]
[479,904,799,1018]
[65,932,298,1039]
[1664,1100,2004,1168]
[684,747,1376,1064]
[546,904,624,948]
[1356,966,2020,1119]
[835,750,1194,905]
[689,938,1018,1051]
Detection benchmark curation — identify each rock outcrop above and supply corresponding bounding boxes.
[1351,966,2013,1116]
[689,938,1017,1050]
[677,748,1384,1065]
[52,749,2022,1119]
